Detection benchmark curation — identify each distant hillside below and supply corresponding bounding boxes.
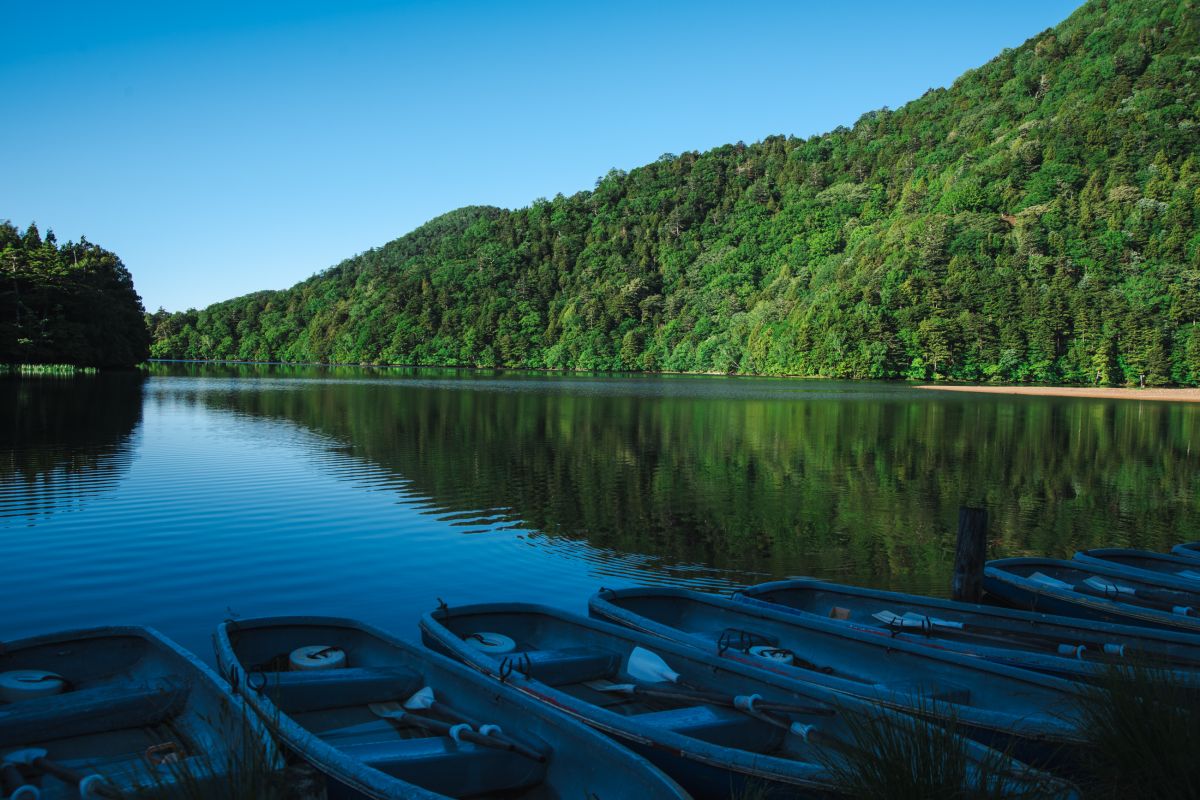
[149,0,1200,385]
[2,222,149,368]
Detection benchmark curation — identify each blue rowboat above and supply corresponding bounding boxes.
[733,578,1200,684]
[984,558,1200,634]
[0,626,280,799]
[1172,542,1200,561]
[214,615,687,800]
[1073,549,1200,588]
[587,587,1086,769]
[421,602,1075,798]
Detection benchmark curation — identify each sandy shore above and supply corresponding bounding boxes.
[916,384,1200,402]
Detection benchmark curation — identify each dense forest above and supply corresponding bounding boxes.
[1,222,150,368]
[150,0,1200,385]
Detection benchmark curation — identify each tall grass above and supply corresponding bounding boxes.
[1072,663,1199,800]
[122,703,289,800]
[814,701,1073,800]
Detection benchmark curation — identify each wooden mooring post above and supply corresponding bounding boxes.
[952,506,988,603]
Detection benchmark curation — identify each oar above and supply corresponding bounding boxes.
[872,610,1140,662]
[615,647,834,717]
[586,679,835,717]
[4,749,118,798]
[1028,571,1196,615]
[368,702,546,762]
[1074,576,1196,614]
[399,687,546,762]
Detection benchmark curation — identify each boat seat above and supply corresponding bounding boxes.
[257,667,423,714]
[339,736,546,796]
[628,704,782,751]
[876,679,971,705]
[515,648,620,686]
[0,677,187,748]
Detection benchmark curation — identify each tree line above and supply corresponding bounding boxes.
[1,222,149,368]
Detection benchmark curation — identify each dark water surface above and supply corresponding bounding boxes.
[3,364,1198,659]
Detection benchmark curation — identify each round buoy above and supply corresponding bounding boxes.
[748,646,795,665]
[464,632,516,655]
[288,646,347,671]
[0,670,66,703]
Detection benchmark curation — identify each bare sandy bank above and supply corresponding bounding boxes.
[916,384,1200,403]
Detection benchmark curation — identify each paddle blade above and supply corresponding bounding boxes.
[1083,576,1134,596]
[584,680,636,693]
[872,610,915,627]
[367,701,405,719]
[404,686,436,711]
[1029,572,1073,591]
[627,646,680,684]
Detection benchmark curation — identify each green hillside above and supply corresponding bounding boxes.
[149,0,1200,384]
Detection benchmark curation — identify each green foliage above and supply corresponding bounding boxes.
[1072,664,1200,800]
[814,702,1072,800]
[1,221,150,368]
[151,0,1200,384]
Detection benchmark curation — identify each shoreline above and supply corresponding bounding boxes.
[916,384,1200,403]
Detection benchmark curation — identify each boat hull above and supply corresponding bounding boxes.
[0,626,280,800]
[421,601,1076,796]
[214,615,687,800]
[1074,549,1200,588]
[587,587,1085,769]
[734,578,1200,684]
[984,558,1200,635]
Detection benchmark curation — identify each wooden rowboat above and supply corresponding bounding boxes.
[984,557,1200,634]
[421,601,1074,799]
[1172,542,1200,561]
[214,615,687,800]
[734,578,1200,684]
[587,587,1088,769]
[1074,548,1200,587]
[0,626,280,799]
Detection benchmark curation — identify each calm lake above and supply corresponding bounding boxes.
[3,363,1199,660]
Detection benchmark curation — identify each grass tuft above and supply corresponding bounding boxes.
[814,700,1072,800]
[121,704,288,799]
[1072,662,1199,800]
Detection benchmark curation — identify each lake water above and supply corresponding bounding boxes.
[3,364,1199,660]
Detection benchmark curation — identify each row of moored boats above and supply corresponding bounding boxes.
[4,544,1200,798]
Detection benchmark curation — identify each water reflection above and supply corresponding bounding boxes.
[0,374,145,523]
[173,365,1200,596]
[4,365,1199,655]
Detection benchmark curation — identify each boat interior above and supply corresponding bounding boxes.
[0,631,244,799]
[227,621,556,799]
[428,607,893,775]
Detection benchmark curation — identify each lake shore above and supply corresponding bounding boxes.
[916,384,1200,402]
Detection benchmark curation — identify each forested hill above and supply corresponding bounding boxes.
[149,0,1200,384]
[2,222,150,368]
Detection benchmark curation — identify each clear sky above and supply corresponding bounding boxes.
[2,1,1082,312]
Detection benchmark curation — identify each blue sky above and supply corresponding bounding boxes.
[2,1,1082,312]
